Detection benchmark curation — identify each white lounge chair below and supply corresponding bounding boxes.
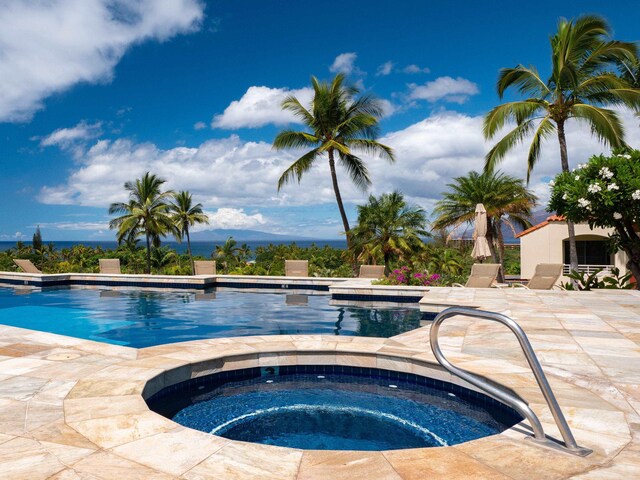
[454,263,501,288]
[194,260,216,275]
[359,265,385,279]
[99,259,121,274]
[513,263,563,290]
[13,259,41,274]
[285,260,308,277]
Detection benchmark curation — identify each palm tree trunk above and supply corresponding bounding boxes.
[328,150,351,243]
[557,120,579,279]
[145,231,151,274]
[495,218,506,283]
[328,149,357,275]
[186,227,194,275]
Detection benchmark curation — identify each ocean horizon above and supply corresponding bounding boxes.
[0,239,347,258]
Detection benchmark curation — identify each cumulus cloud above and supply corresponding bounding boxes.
[38,109,640,235]
[197,208,266,230]
[39,121,103,148]
[403,64,431,74]
[376,61,394,76]
[329,52,361,76]
[408,76,479,103]
[35,221,109,231]
[212,86,314,129]
[193,121,207,130]
[0,0,204,122]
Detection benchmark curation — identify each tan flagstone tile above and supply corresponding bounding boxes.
[70,451,175,480]
[66,379,144,398]
[384,446,512,480]
[111,427,227,476]
[64,394,149,423]
[183,441,302,480]
[69,411,175,449]
[297,450,401,480]
[28,420,97,450]
[0,437,66,480]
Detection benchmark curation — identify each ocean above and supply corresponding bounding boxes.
[0,239,347,258]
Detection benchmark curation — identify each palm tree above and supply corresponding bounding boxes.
[214,237,240,272]
[273,73,395,249]
[432,171,537,272]
[170,191,209,275]
[350,191,428,274]
[108,172,177,274]
[483,15,640,274]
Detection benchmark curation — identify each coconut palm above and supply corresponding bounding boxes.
[350,191,428,274]
[108,172,177,274]
[170,191,209,275]
[273,73,395,248]
[432,171,537,270]
[214,237,240,272]
[483,15,640,273]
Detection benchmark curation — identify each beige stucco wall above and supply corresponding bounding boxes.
[519,221,628,282]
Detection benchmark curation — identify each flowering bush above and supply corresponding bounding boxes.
[374,266,442,286]
[548,148,640,288]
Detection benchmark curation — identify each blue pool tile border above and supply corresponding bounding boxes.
[332,293,423,303]
[146,364,522,427]
[215,281,329,291]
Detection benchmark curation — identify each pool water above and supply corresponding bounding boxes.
[0,287,427,348]
[150,367,521,450]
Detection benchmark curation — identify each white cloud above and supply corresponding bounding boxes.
[376,61,394,76]
[39,121,103,147]
[329,52,360,76]
[37,109,640,235]
[197,208,266,230]
[193,121,207,130]
[0,232,26,240]
[0,0,204,122]
[403,64,430,74]
[408,76,479,103]
[35,221,109,231]
[212,86,314,129]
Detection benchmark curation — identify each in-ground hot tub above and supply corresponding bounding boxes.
[146,364,522,451]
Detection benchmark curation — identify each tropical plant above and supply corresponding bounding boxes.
[561,267,633,290]
[548,149,640,287]
[170,191,209,275]
[273,73,395,250]
[350,191,428,274]
[432,170,537,271]
[214,237,242,272]
[483,15,640,275]
[150,246,178,274]
[32,226,43,251]
[108,172,177,274]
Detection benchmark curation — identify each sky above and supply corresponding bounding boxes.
[1,0,639,242]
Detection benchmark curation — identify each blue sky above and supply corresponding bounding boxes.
[1,0,639,241]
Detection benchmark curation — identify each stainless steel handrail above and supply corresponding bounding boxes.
[430,306,592,456]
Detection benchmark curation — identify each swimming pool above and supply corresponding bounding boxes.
[0,287,428,348]
[148,365,522,450]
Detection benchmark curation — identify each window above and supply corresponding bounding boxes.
[563,240,612,265]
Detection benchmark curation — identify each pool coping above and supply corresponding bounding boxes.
[0,287,639,478]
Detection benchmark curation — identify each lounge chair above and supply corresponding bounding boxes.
[99,259,121,274]
[285,260,308,277]
[359,265,385,279]
[194,260,216,275]
[454,263,500,288]
[512,263,563,290]
[13,259,41,274]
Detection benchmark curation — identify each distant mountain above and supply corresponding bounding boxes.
[188,229,321,242]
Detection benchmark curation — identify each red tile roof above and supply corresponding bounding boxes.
[515,215,566,238]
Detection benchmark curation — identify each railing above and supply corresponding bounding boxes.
[563,264,613,275]
[430,307,592,456]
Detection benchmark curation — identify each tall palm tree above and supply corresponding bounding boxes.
[350,191,428,274]
[273,73,395,248]
[108,172,176,274]
[170,191,209,275]
[214,237,240,272]
[483,15,640,273]
[432,171,537,272]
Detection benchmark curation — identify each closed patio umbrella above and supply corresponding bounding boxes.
[471,203,491,261]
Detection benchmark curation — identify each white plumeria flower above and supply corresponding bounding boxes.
[562,193,568,200]
[578,198,591,208]
[632,190,640,200]
[613,212,622,220]
[575,175,580,181]
[599,166,614,179]
[587,183,602,193]
[548,180,555,188]
[607,183,619,191]
[623,154,631,159]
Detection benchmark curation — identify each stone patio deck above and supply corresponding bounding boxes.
[0,287,639,479]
